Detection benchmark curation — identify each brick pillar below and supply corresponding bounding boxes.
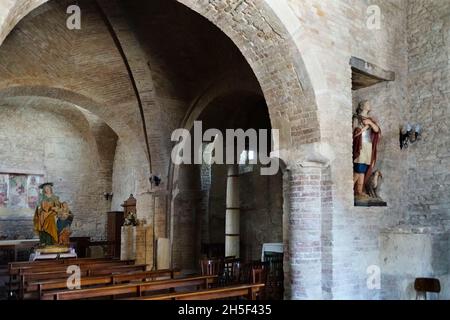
[226,165,240,258]
[284,162,331,299]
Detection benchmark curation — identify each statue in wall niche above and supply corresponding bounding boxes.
[33,183,74,247]
[352,100,387,207]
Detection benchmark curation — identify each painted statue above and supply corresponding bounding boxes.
[353,100,383,203]
[57,202,73,246]
[33,183,73,246]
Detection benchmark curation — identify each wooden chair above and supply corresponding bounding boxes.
[251,267,268,300]
[252,268,267,284]
[264,252,284,300]
[240,261,269,284]
[414,278,441,300]
[200,259,224,287]
[223,258,241,285]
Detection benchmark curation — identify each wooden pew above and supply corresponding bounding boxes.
[9,258,122,275]
[22,264,149,287]
[15,260,135,275]
[41,275,217,300]
[132,284,265,300]
[17,262,145,299]
[8,258,133,298]
[9,257,113,267]
[30,269,181,299]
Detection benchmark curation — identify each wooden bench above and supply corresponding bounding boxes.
[9,257,113,266]
[22,264,149,287]
[17,262,146,299]
[41,275,217,300]
[29,269,180,299]
[132,284,265,300]
[9,258,121,275]
[7,258,134,298]
[14,260,135,275]
[11,259,135,285]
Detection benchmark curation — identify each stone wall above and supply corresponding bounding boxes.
[380,226,449,299]
[240,166,283,262]
[0,0,155,236]
[0,98,117,240]
[276,0,409,299]
[375,0,450,300]
[0,0,448,300]
[204,163,283,262]
[406,0,450,230]
[171,164,201,271]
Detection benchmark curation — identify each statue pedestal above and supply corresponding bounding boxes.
[30,246,77,261]
[120,226,136,261]
[120,225,153,267]
[355,196,387,207]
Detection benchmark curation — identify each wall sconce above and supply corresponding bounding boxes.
[400,123,422,149]
[149,174,162,187]
[103,192,113,201]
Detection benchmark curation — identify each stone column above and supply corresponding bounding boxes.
[225,165,240,258]
[284,161,332,300]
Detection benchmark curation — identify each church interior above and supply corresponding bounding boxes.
[0,0,449,301]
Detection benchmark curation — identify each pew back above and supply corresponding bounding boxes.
[41,275,217,300]
[136,284,265,300]
[31,269,180,299]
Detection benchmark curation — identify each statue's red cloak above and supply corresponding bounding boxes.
[353,117,381,188]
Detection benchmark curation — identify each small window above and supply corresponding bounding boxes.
[239,150,255,174]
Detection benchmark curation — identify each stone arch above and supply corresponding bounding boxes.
[0,0,330,298]
[0,0,322,161]
[0,84,152,212]
[168,73,286,274]
[167,71,263,245]
[0,85,142,150]
[175,0,321,153]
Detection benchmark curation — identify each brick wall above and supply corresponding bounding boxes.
[0,98,117,240]
[0,0,448,300]
[407,0,450,229]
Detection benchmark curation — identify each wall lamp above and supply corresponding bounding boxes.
[150,174,162,187]
[103,192,113,201]
[400,123,422,149]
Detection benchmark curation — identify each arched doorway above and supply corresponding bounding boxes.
[0,0,325,299]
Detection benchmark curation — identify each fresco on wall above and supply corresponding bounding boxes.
[9,175,28,209]
[0,174,44,218]
[27,175,43,209]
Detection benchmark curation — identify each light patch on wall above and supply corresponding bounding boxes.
[313,5,326,18]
